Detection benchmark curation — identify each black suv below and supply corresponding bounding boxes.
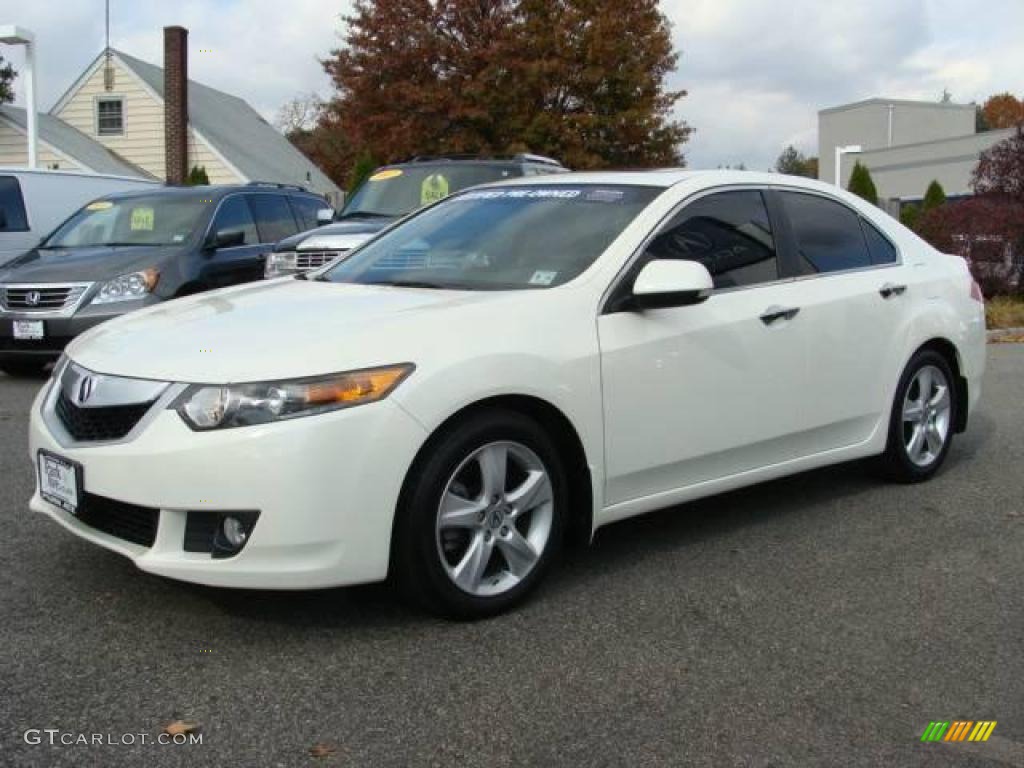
[265,154,566,277]
[0,183,329,376]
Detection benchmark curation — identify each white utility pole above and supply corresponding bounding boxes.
[0,26,38,168]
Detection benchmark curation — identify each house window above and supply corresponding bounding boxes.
[96,97,124,136]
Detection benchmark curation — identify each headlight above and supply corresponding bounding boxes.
[172,364,414,431]
[92,269,159,304]
[265,252,298,278]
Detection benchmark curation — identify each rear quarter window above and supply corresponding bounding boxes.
[0,176,29,232]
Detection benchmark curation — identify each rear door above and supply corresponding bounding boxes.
[599,188,810,504]
[202,194,264,287]
[774,189,909,451]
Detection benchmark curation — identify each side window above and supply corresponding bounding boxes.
[288,196,325,231]
[0,176,29,232]
[248,194,299,243]
[210,195,258,246]
[646,190,778,289]
[781,191,872,273]
[861,218,899,265]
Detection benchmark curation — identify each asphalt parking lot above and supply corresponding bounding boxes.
[0,346,1021,768]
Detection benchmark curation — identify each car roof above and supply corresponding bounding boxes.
[475,168,846,193]
[92,184,322,202]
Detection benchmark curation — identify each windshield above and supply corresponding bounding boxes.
[340,165,521,218]
[322,185,660,290]
[43,195,209,248]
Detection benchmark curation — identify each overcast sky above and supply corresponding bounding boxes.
[2,0,1023,170]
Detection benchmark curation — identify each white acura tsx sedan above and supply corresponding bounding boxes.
[28,171,986,618]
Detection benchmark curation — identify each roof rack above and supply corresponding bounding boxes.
[245,181,309,191]
[402,153,564,167]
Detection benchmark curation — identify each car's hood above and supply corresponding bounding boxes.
[66,278,545,383]
[276,217,395,252]
[0,245,182,284]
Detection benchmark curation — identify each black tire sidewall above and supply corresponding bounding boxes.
[393,409,567,619]
[885,350,956,481]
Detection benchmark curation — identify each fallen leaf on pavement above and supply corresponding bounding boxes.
[163,720,200,736]
[309,743,336,758]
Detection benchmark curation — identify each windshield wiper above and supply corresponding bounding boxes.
[380,280,454,290]
[337,211,392,220]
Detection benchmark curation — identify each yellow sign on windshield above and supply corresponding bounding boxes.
[421,174,450,205]
[369,169,403,182]
[86,201,113,211]
[130,207,155,231]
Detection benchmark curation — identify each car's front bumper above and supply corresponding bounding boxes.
[0,298,161,361]
[28,376,428,589]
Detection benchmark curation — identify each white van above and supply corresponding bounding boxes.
[0,168,160,265]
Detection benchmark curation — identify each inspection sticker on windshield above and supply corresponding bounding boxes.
[86,201,113,211]
[529,270,558,286]
[130,207,155,231]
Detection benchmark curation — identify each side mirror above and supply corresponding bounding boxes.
[316,208,335,225]
[631,260,713,310]
[206,229,245,250]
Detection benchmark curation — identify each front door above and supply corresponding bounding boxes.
[599,188,809,506]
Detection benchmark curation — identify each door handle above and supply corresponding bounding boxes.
[879,282,907,299]
[760,305,800,325]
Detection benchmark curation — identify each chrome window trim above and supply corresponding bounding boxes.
[41,361,186,450]
[0,281,94,317]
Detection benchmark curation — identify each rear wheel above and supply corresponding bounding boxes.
[391,409,566,619]
[878,350,956,482]
[0,360,49,378]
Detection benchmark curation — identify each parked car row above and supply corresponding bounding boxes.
[24,169,986,618]
[0,155,567,377]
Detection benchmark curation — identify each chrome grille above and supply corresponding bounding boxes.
[2,284,89,312]
[296,250,348,270]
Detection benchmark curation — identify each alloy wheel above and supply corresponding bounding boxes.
[901,364,952,467]
[435,441,554,597]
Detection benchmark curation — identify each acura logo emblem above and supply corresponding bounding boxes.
[25,290,41,306]
[75,375,97,405]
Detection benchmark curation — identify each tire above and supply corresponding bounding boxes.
[391,408,567,619]
[878,349,957,483]
[0,360,49,378]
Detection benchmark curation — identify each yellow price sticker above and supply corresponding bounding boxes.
[369,169,403,182]
[86,201,113,211]
[421,174,450,205]
[130,207,155,231]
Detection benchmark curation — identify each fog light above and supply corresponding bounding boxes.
[222,516,248,548]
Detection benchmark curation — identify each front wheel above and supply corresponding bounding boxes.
[391,409,566,619]
[878,350,957,483]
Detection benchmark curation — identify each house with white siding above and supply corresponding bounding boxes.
[0,27,341,204]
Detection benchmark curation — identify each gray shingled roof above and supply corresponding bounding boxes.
[0,105,155,178]
[112,50,338,196]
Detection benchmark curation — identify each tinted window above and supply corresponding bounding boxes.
[646,190,777,289]
[782,192,871,273]
[0,176,28,232]
[861,218,898,265]
[248,194,298,242]
[289,196,325,231]
[210,195,258,246]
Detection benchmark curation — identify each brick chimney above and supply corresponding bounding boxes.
[163,26,189,184]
